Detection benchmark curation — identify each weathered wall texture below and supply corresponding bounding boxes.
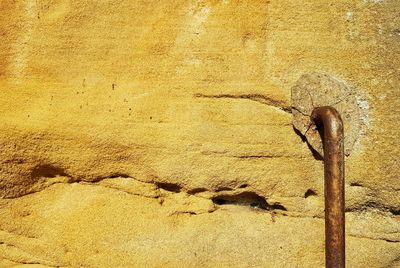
[0,0,399,267]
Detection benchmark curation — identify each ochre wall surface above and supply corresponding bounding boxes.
[0,0,399,267]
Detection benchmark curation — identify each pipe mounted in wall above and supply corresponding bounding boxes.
[312,106,345,268]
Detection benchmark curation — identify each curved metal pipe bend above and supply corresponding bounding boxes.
[311,106,345,268]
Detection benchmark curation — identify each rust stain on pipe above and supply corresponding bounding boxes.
[311,106,345,268]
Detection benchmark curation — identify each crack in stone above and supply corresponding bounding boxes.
[200,148,307,160]
[233,155,298,159]
[291,106,310,117]
[330,92,354,106]
[0,238,57,267]
[78,181,162,200]
[201,151,307,159]
[0,256,57,268]
[3,172,399,219]
[348,234,400,244]
[193,93,292,113]
[346,202,400,216]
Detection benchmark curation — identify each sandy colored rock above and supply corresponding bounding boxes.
[0,0,399,267]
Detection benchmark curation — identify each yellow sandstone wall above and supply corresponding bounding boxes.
[0,0,399,267]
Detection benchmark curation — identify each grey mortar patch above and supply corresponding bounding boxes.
[291,72,367,157]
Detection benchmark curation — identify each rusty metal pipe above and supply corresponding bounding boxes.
[311,106,345,268]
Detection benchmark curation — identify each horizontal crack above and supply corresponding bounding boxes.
[212,191,287,211]
[3,172,400,220]
[200,150,307,160]
[193,93,292,113]
[78,181,162,200]
[232,155,303,159]
[0,240,57,267]
[348,234,400,243]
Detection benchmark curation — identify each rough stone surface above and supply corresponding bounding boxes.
[0,0,399,267]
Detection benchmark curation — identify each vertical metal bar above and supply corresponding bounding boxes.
[311,106,345,268]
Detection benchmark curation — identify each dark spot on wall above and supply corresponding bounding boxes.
[108,173,130,179]
[304,189,317,198]
[270,203,287,211]
[216,186,233,192]
[187,188,207,194]
[212,192,287,211]
[31,164,67,178]
[155,182,182,193]
[389,207,400,216]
